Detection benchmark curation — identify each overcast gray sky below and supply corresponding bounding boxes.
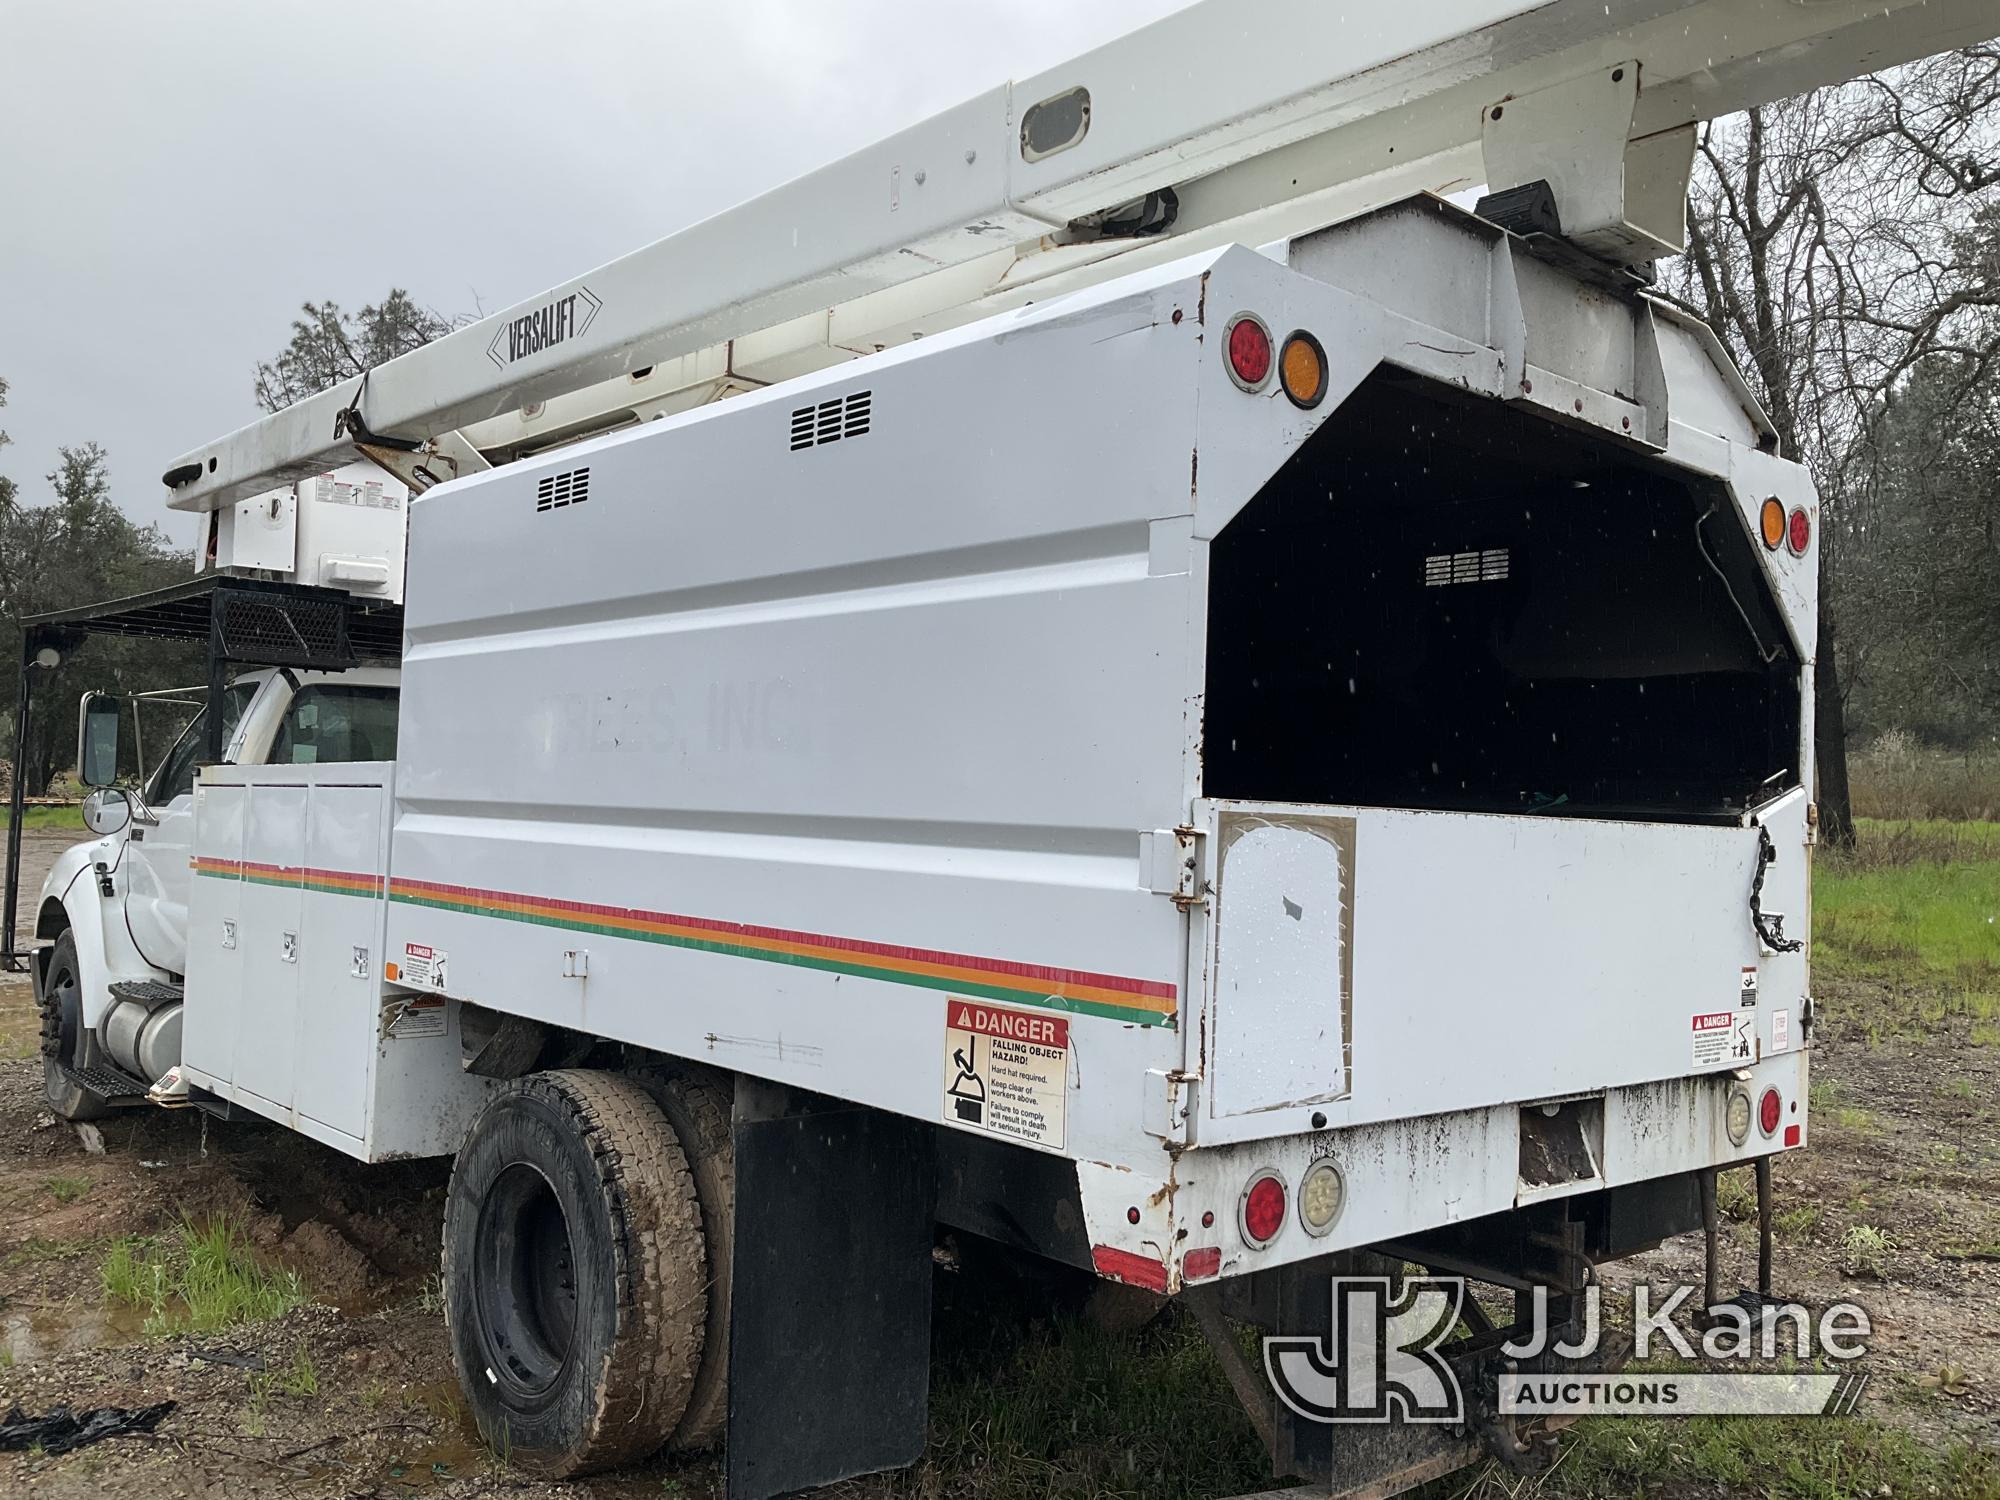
[0,0,1185,545]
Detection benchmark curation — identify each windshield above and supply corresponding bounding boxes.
[144,680,259,805]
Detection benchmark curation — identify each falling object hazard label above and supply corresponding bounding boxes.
[1691,1010,1756,1070]
[942,1000,1068,1150]
[398,943,448,992]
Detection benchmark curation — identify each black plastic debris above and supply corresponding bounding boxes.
[0,1401,176,1455]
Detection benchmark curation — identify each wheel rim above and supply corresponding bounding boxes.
[48,958,83,1069]
[473,1163,579,1403]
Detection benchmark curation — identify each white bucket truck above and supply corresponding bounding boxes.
[8,2,1995,1494]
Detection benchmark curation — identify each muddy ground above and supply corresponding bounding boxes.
[1,827,1995,1497]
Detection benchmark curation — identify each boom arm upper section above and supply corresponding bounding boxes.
[166,0,2000,514]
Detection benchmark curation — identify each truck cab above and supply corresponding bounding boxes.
[33,663,400,1116]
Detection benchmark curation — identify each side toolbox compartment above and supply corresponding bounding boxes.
[183,763,491,1160]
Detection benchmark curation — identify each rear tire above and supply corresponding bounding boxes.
[635,1067,735,1451]
[39,932,110,1123]
[442,1070,707,1476]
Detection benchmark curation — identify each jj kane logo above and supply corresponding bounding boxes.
[488,285,603,369]
[1265,1277,1875,1424]
[1265,1277,1466,1424]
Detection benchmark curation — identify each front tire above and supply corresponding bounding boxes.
[442,1070,707,1476]
[39,932,110,1123]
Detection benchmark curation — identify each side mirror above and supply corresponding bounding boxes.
[81,787,131,837]
[78,693,122,788]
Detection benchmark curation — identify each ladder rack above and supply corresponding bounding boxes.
[165,0,2000,513]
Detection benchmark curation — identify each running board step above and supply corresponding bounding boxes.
[108,979,184,1006]
[61,1063,147,1104]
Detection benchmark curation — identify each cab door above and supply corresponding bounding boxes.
[123,682,260,974]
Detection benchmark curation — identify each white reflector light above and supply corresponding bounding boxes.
[1299,1159,1345,1236]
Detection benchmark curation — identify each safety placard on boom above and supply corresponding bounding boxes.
[942,1000,1068,1150]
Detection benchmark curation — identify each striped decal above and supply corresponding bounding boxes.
[191,857,384,900]
[387,876,1178,1028]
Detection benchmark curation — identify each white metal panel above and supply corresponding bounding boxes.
[234,784,307,1112]
[207,486,297,575]
[1193,793,1814,1146]
[1207,817,1350,1116]
[295,783,386,1140]
[387,270,1212,1169]
[1086,1049,1811,1292]
[292,465,409,601]
[181,783,245,1087]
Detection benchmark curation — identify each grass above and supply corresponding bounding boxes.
[1773,1203,1823,1241]
[44,1177,91,1205]
[1839,1224,1891,1279]
[1536,1405,2000,1500]
[100,1216,306,1336]
[0,804,85,831]
[894,1299,2000,1500]
[1813,818,2000,1042]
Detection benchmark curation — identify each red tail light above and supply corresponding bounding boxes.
[1758,1087,1783,1137]
[1786,507,1811,556]
[1241,1169,1287,1247]
[1226,315,1274,390]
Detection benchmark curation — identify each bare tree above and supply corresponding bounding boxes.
[1672,45,2000,845]
[252,290,458,413]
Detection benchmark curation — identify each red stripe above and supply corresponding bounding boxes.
[391,875,1176,1002]
[1091,1244,1169,1293]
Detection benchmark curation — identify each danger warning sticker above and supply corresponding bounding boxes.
[386,995,446,1040]
[1692,1010,1757,1070]
[398,943,448,993]
[942,1000,1069,1150]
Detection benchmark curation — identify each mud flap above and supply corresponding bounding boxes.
[726,1079,934,1500]
[1264,1255,1487,1496]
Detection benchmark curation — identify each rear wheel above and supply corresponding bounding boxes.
[39,932,110,1123]
[443,1070,707,1475]
[635,1067,735,1451]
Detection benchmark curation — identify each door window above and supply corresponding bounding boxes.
[271,685,400,766]
[145,682,258,805]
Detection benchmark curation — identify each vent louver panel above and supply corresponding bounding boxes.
[536,466,591,512]
[1423,547,1510,587]
[789,390,872,451]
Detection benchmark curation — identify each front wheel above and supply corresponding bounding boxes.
[39,932,110,1123]
[442,1070,708,1476]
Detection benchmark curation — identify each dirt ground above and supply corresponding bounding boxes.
[1,826,1994,1496]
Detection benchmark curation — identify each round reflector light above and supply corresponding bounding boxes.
[1240,1169,1287,1247]
[1299,1159,1345,1236]
[1759,497,1786,550]
[1279,331,1328,409]
[1758,1087,1782,1137]
[1226,315,1274,390]
[1726,1087,1752,1147]
[1786,506,1811,556]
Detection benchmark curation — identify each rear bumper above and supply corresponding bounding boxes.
[1079,1049,1809,1293]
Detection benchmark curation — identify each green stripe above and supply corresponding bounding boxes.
[388,890,1173,1028]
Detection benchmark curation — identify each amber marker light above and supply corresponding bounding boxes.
[1279,331,1328,409]
[1760,496,1786,550]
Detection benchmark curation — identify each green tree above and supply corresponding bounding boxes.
[1842,331,2000,745]
[252,290,456,412]
[0,437,198,797]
